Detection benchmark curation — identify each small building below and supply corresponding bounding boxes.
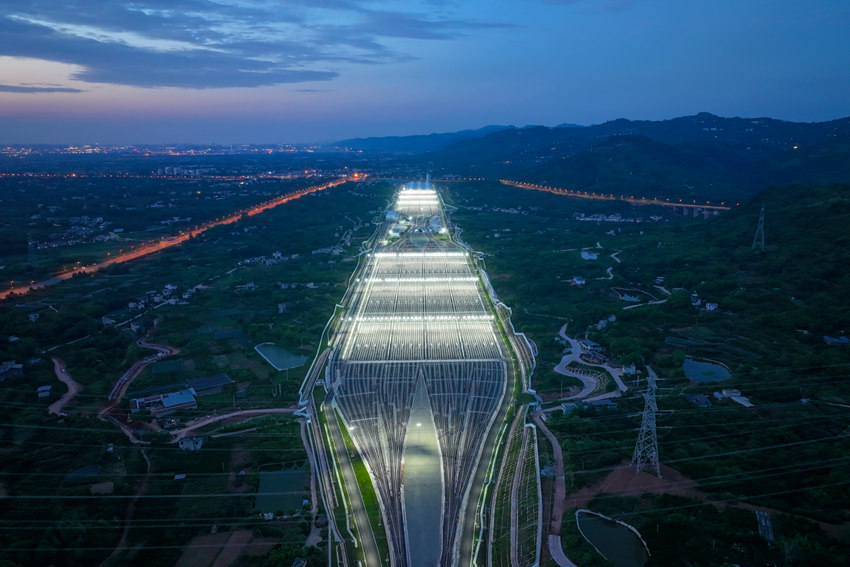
[156,390,197,416]
[0,360,24,381]
[580,352,607,365]
[686,394,712,408]
[729,395,754,408]
[824,335,850,345]
[578,339,604,352]
[573,276,586,286]
[132,389,197,417]
[188,374,234,397]
[561,402,580,415]
[705,302,719,311]
[178,437,205,451]
[589,398,618,410]
[37,385,52,398]
[580,250,598,260]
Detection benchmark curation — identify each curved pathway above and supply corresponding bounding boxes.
[554,325,628,395]
[48,356,83,415]
[170,408,296,441]
[99,335,180,445]
[98,448,151,567]
[531,411,577,567]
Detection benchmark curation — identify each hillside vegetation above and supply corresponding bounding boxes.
[447,179,850,567]
[419,113,850,203]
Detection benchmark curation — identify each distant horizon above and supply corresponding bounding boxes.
[2,1,848,147]
[3,110,850,148]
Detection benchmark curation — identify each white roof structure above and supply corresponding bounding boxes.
[327,184,508,566]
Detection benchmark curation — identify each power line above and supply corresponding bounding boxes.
[752,203,765,252]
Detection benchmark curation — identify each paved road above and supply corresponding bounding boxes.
[556,324,628,393]
[532,411,580,567]
[324,400,381,567]
[532,411,565,537]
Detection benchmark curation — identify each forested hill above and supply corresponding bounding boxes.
[626,182,850,338]
[432,113,850,163]
[332,124,515,154]
[420,113,850,202]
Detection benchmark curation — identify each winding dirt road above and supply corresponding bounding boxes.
[170,408,297,441]
[48,356,83,415]
[98,338,180,445]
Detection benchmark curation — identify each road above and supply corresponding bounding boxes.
[499,179,731,210]
[0,177,351,301]
[106,339,180,402]
[305,396,350,567]
[98,337,180,445]
[556,324,628,394]
[532,411,578,567]
[48,356,83,415]
[97,448,152,567]
[299,347,330,405]
[170,407,296,441]
[324,398,381,567]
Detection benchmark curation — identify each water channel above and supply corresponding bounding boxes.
[576,510,649,567]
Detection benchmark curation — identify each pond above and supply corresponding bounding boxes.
[683,358,731,383]
[255,466,308,514]
[577,510,649,567]
[255,343,310,371]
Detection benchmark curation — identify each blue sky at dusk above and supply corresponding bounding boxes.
[0,0,848,144]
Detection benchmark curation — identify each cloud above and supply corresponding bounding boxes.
[0,84,84,93]
[0,0,508,90]
[541,0,633,11]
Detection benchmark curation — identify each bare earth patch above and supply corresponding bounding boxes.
[211,530,253,567]
[565,461,708,510]
[174,530,275,567]
[174,532,231,567]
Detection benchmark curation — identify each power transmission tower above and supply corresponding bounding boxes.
[632,367,661,477]
[752,204,765,252]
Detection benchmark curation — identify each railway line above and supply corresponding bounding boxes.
[305,182,535,566]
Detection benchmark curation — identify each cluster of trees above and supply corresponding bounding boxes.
[448,179,850,564]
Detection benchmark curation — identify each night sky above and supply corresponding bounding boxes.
[1,0,848,144]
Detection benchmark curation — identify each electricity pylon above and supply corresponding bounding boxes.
[632,367,661,477]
